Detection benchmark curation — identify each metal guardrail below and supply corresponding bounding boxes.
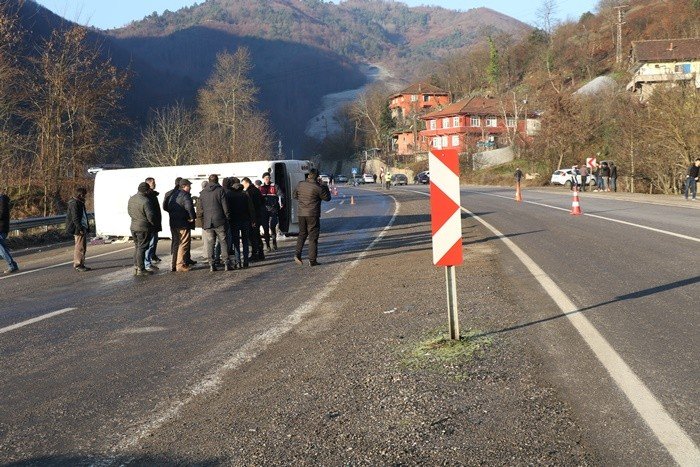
[10,213,94,232]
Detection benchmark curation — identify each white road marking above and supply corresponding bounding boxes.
[114,196,401,454]
[471,189,700,243]
[340,200,345,205]
[0,308,76,334]
[405,187,700,465]
[0,246,134,280]
[325,208,336,213]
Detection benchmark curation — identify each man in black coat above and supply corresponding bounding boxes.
[293,168,331,266]
[144,177,163,270]
[199,174,232,271]
[128,182,158,276]
[242,177,265,261]
[65,186,91,272]
[226,177,256,268]
[168,179,196,272]
[0,187,19,274]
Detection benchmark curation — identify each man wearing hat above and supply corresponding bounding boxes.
[293,168,331,266]
[167,179,196,272]
[128,182,158,276]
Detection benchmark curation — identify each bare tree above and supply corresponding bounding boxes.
[136,103,200,167]
[0,3,24,178]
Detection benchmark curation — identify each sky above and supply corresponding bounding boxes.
[35,0,601,30]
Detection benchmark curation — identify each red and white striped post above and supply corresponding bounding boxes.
[429,149,463,340]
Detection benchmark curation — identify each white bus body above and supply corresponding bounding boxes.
[94,160,313,238]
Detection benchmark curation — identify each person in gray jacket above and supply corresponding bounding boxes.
[128,182,157,276]
[293,168,331,266]
[199,174,232,271]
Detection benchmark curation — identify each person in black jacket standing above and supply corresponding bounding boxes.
[199,174,232,271]
[128,182,157,276]
[242,177,265,261]
[65,186,91,272]
[168,179,196,272]
[293,168,331,266]
[144,177,162,270]
[226,177,256,269]
[0,187,18,274]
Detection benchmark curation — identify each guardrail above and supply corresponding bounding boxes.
[9,213,94,232]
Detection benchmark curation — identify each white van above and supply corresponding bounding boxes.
[94,160,313,238]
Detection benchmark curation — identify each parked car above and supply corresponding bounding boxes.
[363,173,376,183]
[550,169,597,188]
[350,174,365,185]
[336,174,349,184]
[319,174,331,184]
[391,173,408,185]
[415,171,430,184]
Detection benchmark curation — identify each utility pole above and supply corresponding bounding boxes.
[615,5,629,65]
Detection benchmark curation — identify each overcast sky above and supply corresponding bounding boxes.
[35,0,600,30]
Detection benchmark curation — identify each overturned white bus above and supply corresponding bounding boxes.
[93,160,313,238]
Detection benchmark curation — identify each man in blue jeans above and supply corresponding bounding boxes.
[0,187,19,274]
[685,158,700,201]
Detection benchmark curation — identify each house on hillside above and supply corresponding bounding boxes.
[626,38,700,101]
[419,96,538,154]
[389,82,450,159]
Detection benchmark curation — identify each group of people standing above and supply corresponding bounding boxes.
[570,161,618,192]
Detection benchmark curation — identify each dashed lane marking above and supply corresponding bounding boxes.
[325,208,336,214]
[0,246,134,280]
[111,195,401,458]
[404,187,700,465]
[0,308,77,334]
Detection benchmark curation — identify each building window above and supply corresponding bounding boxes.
[432,137,441,148]
[471,116,480,127]
[441,135,448,148]
[486,116,498,127]
[411,94,418,102]
[442,117,450,128]
[423,95,430,102]
[507,117,516,127]
[451,135,459,147]
[429,120,436,130]
[453,116,460,127]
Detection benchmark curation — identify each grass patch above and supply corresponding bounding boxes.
[402,328,492,374]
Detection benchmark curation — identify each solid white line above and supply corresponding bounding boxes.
[471,190,700,243]
[325,208,336,213]
[0,246,134,280]
[340,200,345,205]
[0,308,77,334]
[115,196,401,454]
[405,187,700,465]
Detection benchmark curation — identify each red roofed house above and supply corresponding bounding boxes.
[419,96,537,153]
[626,38,700,102]
[388,82,450,158]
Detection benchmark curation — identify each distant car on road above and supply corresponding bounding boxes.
[363,173,375,183]
[320,174,331,184]
[336,174,348,184]
[415,171,430,184]
[550,169,597,188]
[350,175,365,185]
[391,173,408,185]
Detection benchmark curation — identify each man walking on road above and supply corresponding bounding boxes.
[199,174,232,271]
[514,168,523,185]
[293,168,331,266]
[144,177,162,271]
[167,179,196,272]
[0,187,18,274]
[128,182,158,276]
[65,187,91,272]
[685,158,700,201]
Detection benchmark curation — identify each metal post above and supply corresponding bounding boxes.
[445,265,460,340]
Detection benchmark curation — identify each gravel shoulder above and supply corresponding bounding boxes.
[127,189,600,465]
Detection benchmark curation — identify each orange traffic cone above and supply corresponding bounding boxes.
[350,195,355,205]
[515,183,523,202]
[570,186,583,215]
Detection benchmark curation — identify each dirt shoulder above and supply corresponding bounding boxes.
[129,189,600,465]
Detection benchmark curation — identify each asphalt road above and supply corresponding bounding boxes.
[0,188,395,464]
[401,184,699,465]
[1,183,698,465]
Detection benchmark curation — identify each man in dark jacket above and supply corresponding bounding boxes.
[65,186,91,272]
[168,179,196,272]
[242,177,265,261]
[685,158,700,201]
[259,172,283,251]
[609,163,618,192]
[0,187,19,274]
[128,182,157,276]
[144,177,163,270]
[226,177,256,268]
[199,174,232,271]
[293,168,331,266]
